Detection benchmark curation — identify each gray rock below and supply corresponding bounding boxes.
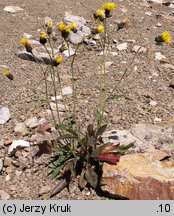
[64,12,86,29]
[62,86,73,95]
[14,122,29,136]
[0,190,10,200]
[68,31,83,44]
[17,50,51,65]
[81,26,91,37]
[103,123,174,152]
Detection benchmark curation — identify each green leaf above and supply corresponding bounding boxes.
[49,163,65,179]
[117,142,135,155]
[50,178,68,198]
[95,109,102,122]
[85,167,98,189]
[59,134,76,140]
[90,143,112,157]
[56,124,78,137]
[95,124,107,137]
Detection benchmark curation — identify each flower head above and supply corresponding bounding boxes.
[3,69,13,80]
[55,55,63,64]
[102,2,116,17]
[155,31,171,44]
[92,25,104,34]
[51,55,63,66]
[39,32,48,45]
[160,31,171,44]
[20,37,32,53]
[97,25,104,33]
[94,9,105,21]
[58,21,77,38]
[46,20,52,28]
[20,37,28,47]
[102,2,116,11]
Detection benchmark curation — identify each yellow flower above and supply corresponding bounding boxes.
[58,21,67,32]
[69,22,77,30]
[39,32,48,45]
[94,9,105,21]
[20,37,32,53]
[46,20,52,28]
[3,69,13,80]
[20,37,29,47]
[55,55,63,64]
[160,31,171,44]
[102,2,116,11]
[97,25,104,33]
[95,9,105,17]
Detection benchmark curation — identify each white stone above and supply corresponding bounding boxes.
[149,100,157,106]
[157,22,162,27]
[155,52,166,61]
[150,0,163,3]
[51,95,62,101]
[64,12,86,29]
[132,45,147,53]
[3,6,24,13]
[23,33,32,39]
[117,42,128,51]
[154,117,162,122]
[0,107,11,124]
[50,103,65,112]
[110,52,118,56]
[62,86,73,95]
[8,140,31,156]
[145,11,152,16]
[25,117,39,129]
[14,123,28,136]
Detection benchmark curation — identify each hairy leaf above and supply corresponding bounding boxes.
[95,124,107,137]
[117,142,135,155]
[85,167,98,189]
[95,109,102,122]
[90,143,113,157]
[100,144,119,154]
[50,178,68,198]
[79,170,87,189]
[49,163,65,179]
[87,124,94,136]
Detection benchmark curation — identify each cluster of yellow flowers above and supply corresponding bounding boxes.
[58,21,77,38]
[93,2,116,34]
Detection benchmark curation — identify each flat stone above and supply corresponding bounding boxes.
[0,107,11,125]
[0,190,10,200]
[132,45,147,53]
[14,122,29,136]
[102,123,174,153]
[155,52,166,61]
[117,42,128,51]
[17,50,51,65]
[101,150,174,199]
[3,6,24,13]
[62,86,73,95]
[50,103,65,112]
